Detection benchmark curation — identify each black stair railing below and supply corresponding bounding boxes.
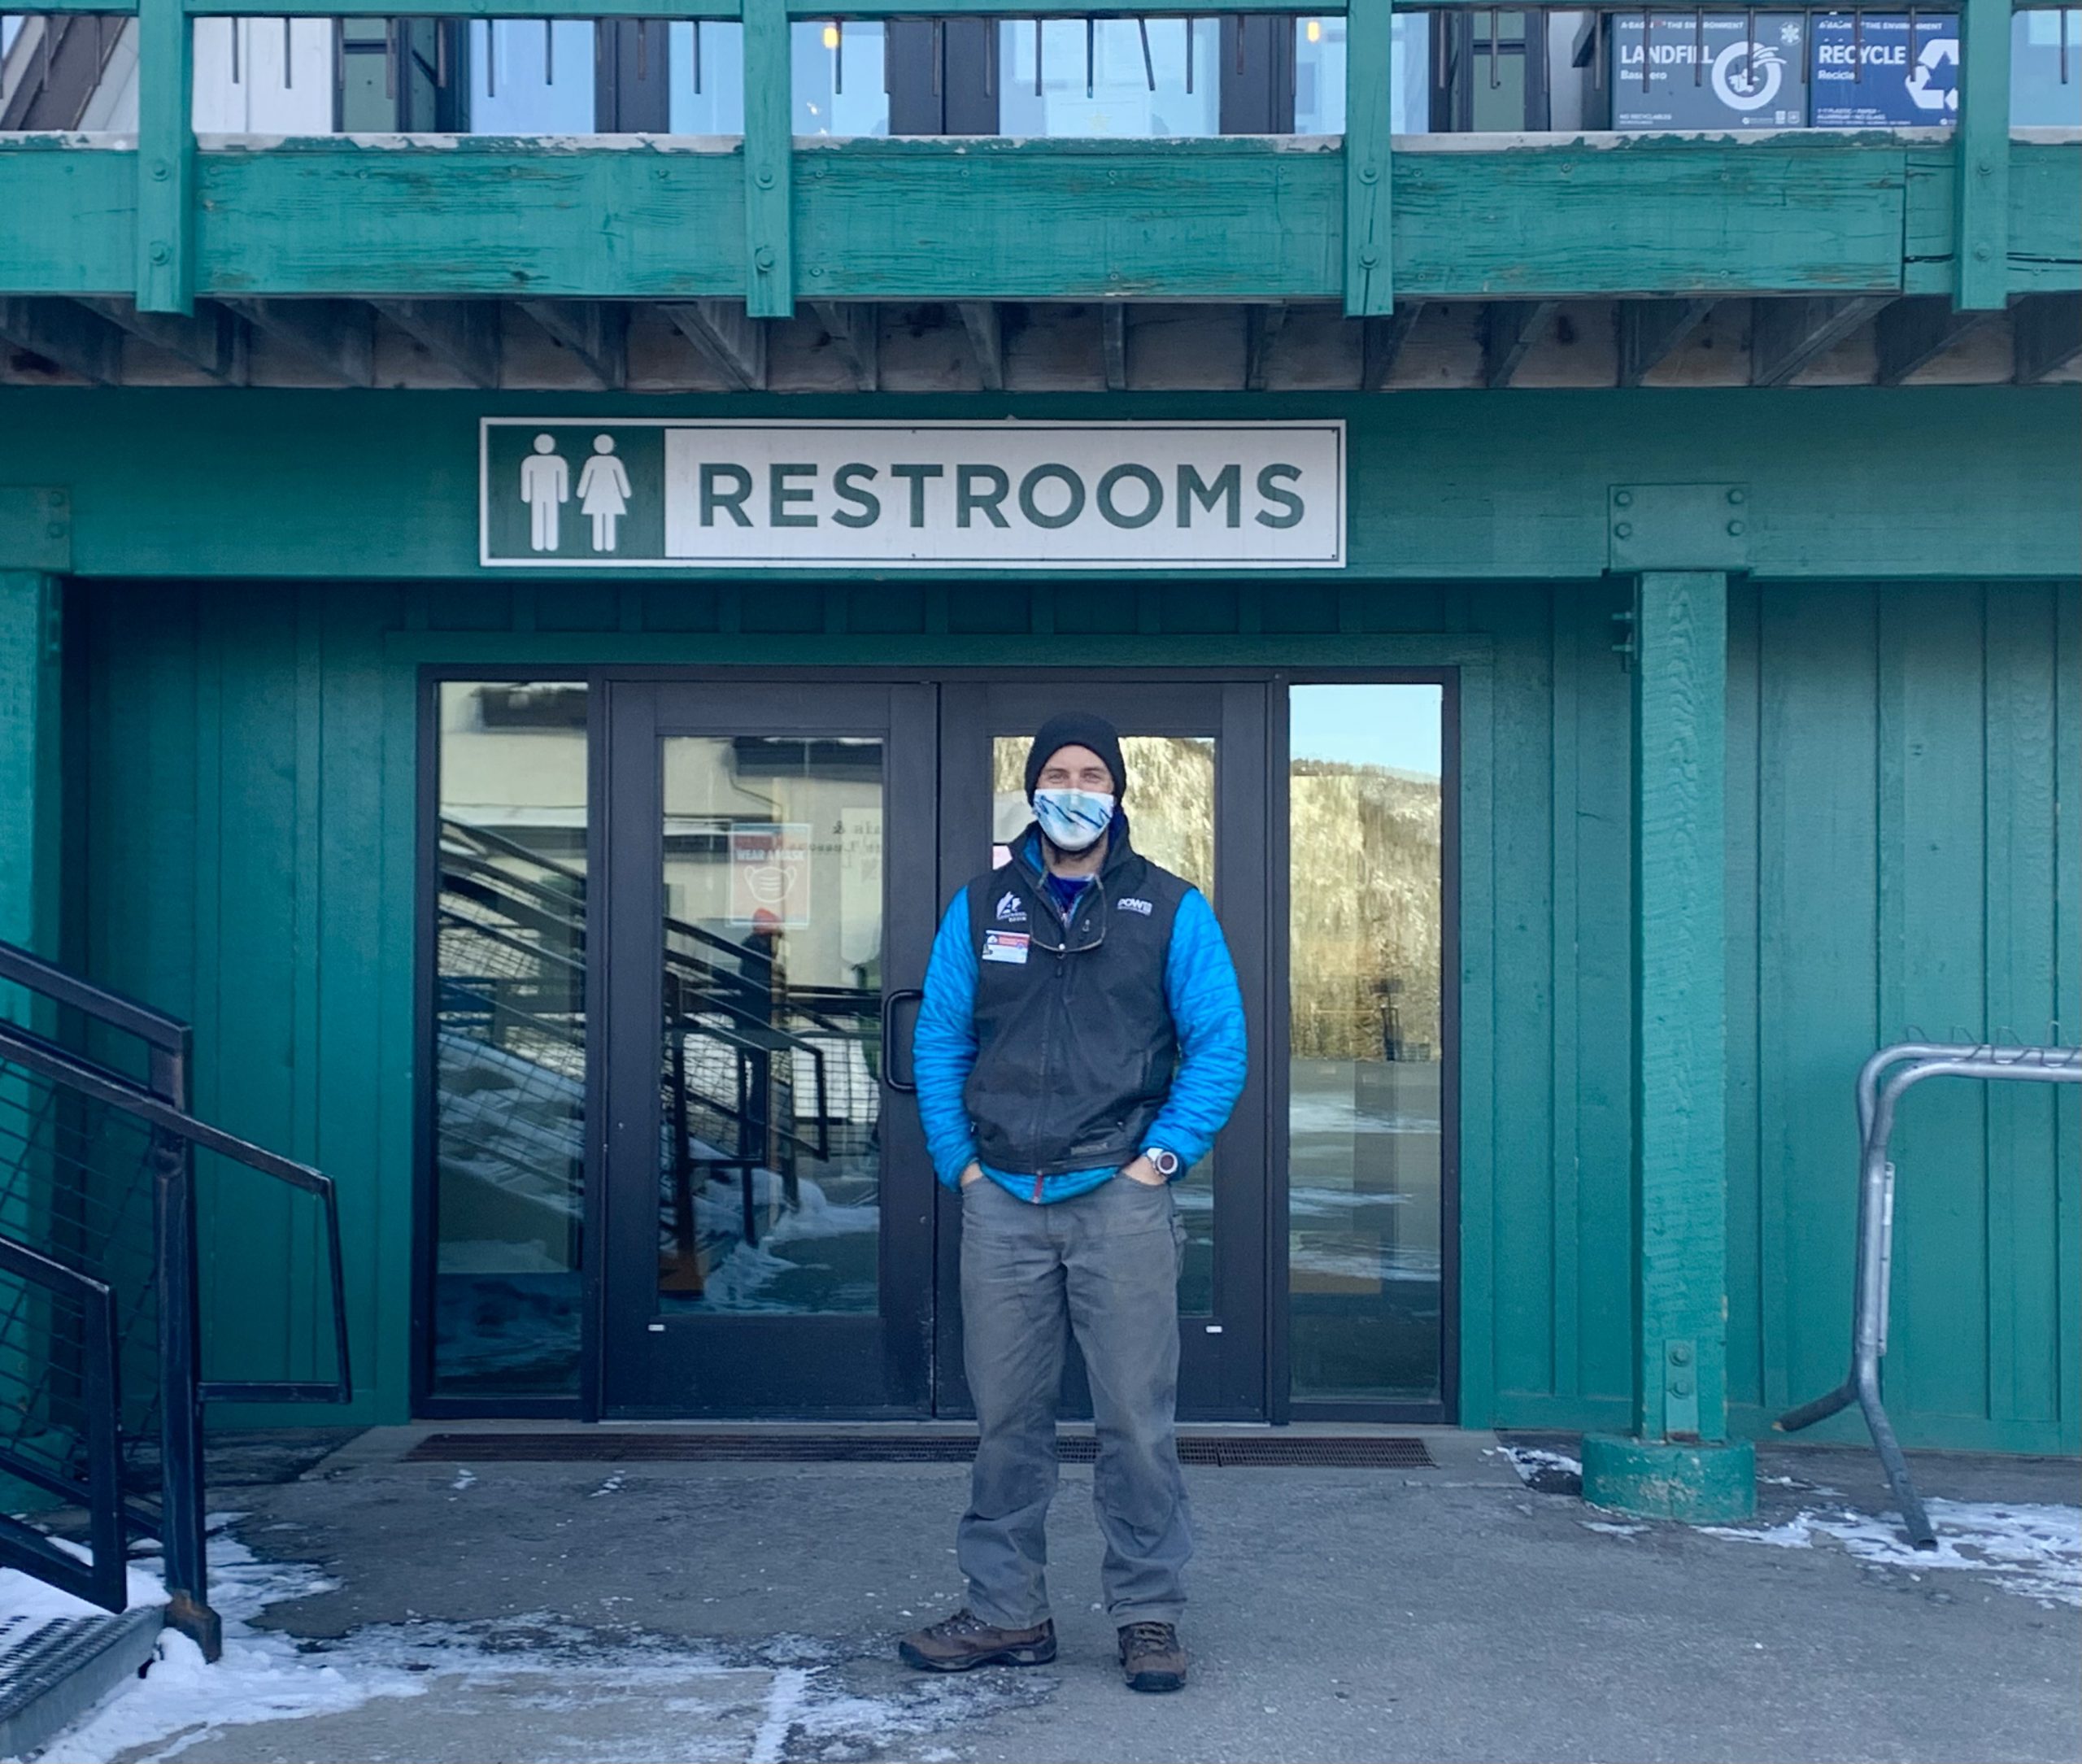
[0,939,351,1662]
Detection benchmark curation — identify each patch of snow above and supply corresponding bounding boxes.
[1500,1446,1583,1481]
[450,1470,477,1492]
[588,1474,625,1498]
[1701,1500,2081,1607]
[747,1666,811,1764]
[1583,1521,1649,1537]
[28,1527,425,1764]
[1700,1516,1819,1550]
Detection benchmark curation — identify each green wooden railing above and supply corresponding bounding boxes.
[4,0,2067,318]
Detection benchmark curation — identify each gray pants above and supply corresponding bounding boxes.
[957,1172,1191,1630]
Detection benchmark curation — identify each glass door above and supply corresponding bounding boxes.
[601,682,939,1414]
[936,682,1271,1419]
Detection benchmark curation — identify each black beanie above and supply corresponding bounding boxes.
[1025,712,1127,802]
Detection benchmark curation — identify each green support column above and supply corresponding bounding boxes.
[742,0,795,319]
[0,572,63,993]
[1343,0,1394,316]
[135,0,196,316]
[1952,0,2013,312]
[1582,569,1756,1523]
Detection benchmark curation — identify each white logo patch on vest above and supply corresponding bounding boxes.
[995,891,1027,924]
[982,930,1031,965]
[1117,896,1154,916]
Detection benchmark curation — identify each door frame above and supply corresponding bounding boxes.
[412,660,1463,1426]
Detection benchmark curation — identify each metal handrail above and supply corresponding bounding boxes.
[1777,1039,2082,1549]
[0,1235,124,1613]
[0,936,353,1659]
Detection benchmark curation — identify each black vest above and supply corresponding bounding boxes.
[960,819,1189,1178]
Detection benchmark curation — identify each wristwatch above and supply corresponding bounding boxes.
[1144,1148,1181,1179]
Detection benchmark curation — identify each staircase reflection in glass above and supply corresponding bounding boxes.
[656,735,884,1315]
[431,680,590,1400]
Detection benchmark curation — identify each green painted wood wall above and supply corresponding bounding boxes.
[66,573,2079,1450]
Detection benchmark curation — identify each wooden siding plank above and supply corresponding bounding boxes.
[1488,586,1557,1399]
[1456,658,1497,1426]
[1879,584,1992,1426]
[1758,584,1878,1430]
[1982,584,2059,1426]
[314,586,396,1422]
[1573,582,1635,1408]
[115,136,1932,303]
[12,135,2077,307]
[1723,575,1763,1414]
[1548,588,1582,1401]
[0,147,134,295]
[2058,584,2082,1454]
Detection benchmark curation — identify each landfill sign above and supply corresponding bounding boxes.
[730,823,812,930]
[1810,13,1961,126]
[1611,13,1811,129]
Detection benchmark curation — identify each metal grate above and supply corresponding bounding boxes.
[408,1431,1434,1469]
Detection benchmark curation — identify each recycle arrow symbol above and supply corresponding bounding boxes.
[1905,37,1960,112]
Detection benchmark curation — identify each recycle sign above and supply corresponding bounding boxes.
[1905,35,1960,111]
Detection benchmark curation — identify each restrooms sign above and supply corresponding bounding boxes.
[480,419,1345,569]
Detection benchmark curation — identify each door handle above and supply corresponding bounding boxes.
[881,988,924,1093]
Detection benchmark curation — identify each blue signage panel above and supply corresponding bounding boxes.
[1611,13,1811,130]
[1810,12,1962,126]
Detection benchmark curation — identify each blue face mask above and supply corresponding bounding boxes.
[1033,788,1115,852]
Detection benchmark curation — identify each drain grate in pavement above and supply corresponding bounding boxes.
[407,1432,1433,1469]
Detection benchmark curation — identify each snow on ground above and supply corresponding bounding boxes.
[11,1520,1048,1764]
[1700,1499,2082,1609]
[11,1522,426,1764]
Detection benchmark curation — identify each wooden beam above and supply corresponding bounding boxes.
[1871,295,1997,385]
[1101,303,1127,392]
[0,298,122,381]
[1342,0,1393,317]
[2011,293,2082,385]
[24,133,2008,306]
[1953,0,2012,311]
[1359,303,1422,391]
[808,301,875,391]
[1617,299,1714,388]
[661,300,767,391]
[1244,303,1287,393]
[520,300,627,390]
[742,0,794,317]
[1749,296,1887,388]
[956,302,1004,391]
[226,298,374,385]
[75,297,245,382]
[1482,299,1559,389]
[372,299,500,390]
[134,0,194,313]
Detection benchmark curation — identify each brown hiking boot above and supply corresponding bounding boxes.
[898,1608,1056,1672]
[1117,1621,1187,1692]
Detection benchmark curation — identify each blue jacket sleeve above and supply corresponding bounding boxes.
[913,891,981,1189]
[1146,887,1248,1172]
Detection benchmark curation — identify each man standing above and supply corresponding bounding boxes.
[899,713,1247,1694]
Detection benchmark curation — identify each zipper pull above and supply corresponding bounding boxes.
[1030,1172,1044,1204]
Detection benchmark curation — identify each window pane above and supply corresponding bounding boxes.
[1288,684,1444,1404]
[1294,13,1431,135]
[996,18,1221,137]
[432,681,589,1399]
[990,734,1218,1313]
[656,736,884,1313]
